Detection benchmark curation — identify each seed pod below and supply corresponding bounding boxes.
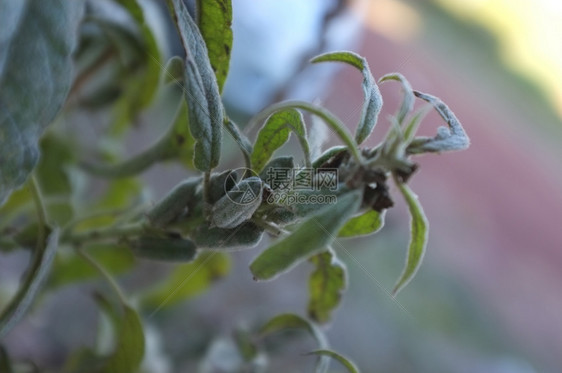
[131,234,197,262]
[211,177,263,229]
[191,222,264,249]
[147,177,201,228]
[263,206,297,226]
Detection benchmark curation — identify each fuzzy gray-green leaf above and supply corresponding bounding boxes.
[0,229,59,339]
[251,109,310,174]
[211,177,263,229]
[392,181,428,295]
[0,0,84,205]
[168,0,223,171]
[250,190,361,280]
[311,51,382,145]
[379,73,414,124]
[407,91,470,154]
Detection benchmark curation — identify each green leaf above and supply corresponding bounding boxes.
[0,229,59,339]
[130,234,197,262]
[251,109,310,173]
[0,0,84,205]
[259,313,329,373]
[250,190,362,281]
[249,101,362,163]
[311,51,382,145]
[407,91,470,154]
[103,305,144,373]
[94,294,145,373]
[142,252,231,309]
[196,0,233,92]
[47,244,135,289]
[392,181,429,295]
[379,73,414,124]
[338,210,384,238]
[306,349,360,373]
[168,0,223,171]
[308,251,347,324]
[211,177,263,229]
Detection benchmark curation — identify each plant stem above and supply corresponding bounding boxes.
[202,171,211,217]
[77,248,128,305]
[28,176,47,250]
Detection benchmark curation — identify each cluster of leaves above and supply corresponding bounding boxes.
[0,0,468,371]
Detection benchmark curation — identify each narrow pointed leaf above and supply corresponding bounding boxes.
[311,51,382,144]
[0,0,84,205]
[250,190,362,281]
[251,109,310,173]
[225,119,253,169]
[306,349,360,373]
[392,181,428,295]
[168,0,223,171]
[379,73,414,124]
[196,0,233,92]
[259,313,330,373]
[338,210,384,238]
[407,91,470,154]
[308,251,347,324]
[0,229,59,339]
[403,106,431,144]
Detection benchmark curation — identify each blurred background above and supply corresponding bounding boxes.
[3,0,562,372]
